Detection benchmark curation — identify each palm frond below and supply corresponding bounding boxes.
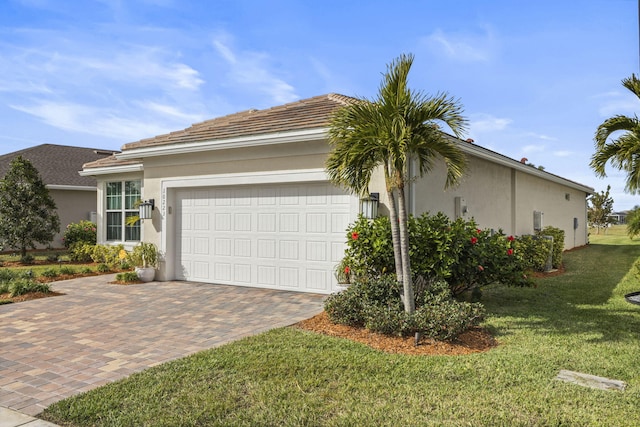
[594,115,640,148]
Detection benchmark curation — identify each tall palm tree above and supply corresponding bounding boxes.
[326,53,467,314]
[591,74,640,193]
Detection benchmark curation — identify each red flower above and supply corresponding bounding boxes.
[477,265,484,272]
[344,266,350,274]
[507,248,514,256]
[351,232,359,240]
[471,237,478,244]
[507,235,515,242]
[476,229,482,234]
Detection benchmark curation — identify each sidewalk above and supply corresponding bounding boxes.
[0,406,58,426]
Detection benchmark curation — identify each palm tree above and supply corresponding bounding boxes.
[591,74,640,193]
[326,53,467,314]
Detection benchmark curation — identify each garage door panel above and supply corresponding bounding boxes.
[175,183,356,293]
[257,239,276,258]
[306,241,327,262]
[234,239,251,257]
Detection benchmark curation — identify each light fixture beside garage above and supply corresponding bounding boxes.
[139,199,155,220]
[360,193,379,219]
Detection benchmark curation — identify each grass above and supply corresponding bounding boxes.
[41,235,640,426]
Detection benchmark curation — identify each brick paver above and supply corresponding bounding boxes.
[0,274,325,416]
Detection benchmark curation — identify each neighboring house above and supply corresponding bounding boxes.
[610,211,628,225]
[81,94,594,294]
[0,144,116,249]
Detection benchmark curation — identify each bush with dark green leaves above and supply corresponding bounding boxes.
[7,279,50,297]
[340,213,538,297]
[325,276,484,340]
[538,226,565,268]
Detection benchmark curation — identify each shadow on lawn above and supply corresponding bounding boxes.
[483,243,640,343]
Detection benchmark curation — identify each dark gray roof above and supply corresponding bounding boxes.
[0,144,118,187]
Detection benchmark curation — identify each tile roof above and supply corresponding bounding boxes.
[0,144,117,187]
[121,93,358,151]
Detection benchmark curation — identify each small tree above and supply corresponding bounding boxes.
[587,185,614,234]
[627,206,640,239]
[0,156,60,256]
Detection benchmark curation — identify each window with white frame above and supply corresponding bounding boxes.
[105,180,141,242]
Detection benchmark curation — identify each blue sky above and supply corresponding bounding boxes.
[1,0,638,209]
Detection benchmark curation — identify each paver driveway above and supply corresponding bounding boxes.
[0,274,325,416]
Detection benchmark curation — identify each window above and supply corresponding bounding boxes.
[106,180,141,241]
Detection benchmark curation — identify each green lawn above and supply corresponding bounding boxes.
[41,235,640,426]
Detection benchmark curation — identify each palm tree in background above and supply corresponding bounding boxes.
[326,53,468,314]
[591,74,640,193]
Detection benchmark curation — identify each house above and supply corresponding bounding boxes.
[81,94,593,294]
[609,211,628,225]
[0,144,116,248]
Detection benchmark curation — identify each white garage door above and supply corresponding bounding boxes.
[175,182,356,293]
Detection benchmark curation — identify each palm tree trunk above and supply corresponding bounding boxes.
[396,184,415,314]
[386,189,403,283]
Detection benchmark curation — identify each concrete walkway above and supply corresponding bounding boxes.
[0,274,325,419]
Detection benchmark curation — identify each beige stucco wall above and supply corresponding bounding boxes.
[35,189,97,249]
[368,154,589,249]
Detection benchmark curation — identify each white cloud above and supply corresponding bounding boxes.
[423,27,496,62]
[522,132,557,141]
[553,150,573,157]
[212,34,298,104]
[140,101,205,122]
[469,113,512,133]
[10,100,175,142]
[522,144,545,154]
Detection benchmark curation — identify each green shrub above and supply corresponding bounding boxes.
[116,271,139,282]
[0,282,9,293]
[59,266,76,275]
[340,213,534,297]
[80,267,93,274]
[63,220,97,249]
[325,277,484,340]
[68,243,95,263]
[20,254,34,265]
[538,226,565,268]
[46,254,59,262]
[0,299,12,305]
[96,263,111,273]
[17,270,34,279]
[513,235,553,272]
[40,268,59,278]
[8,279,50,297]
[92,244,126,268]
[324,284,367,327]
[364,305,412,336]
[0,269,17,284]
[413,281,485,340]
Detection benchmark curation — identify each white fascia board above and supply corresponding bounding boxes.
[456,139,595,194]
[161,168,331,190]
[46,185,96,191]
[79,163,144,176]
[116,128,328,160]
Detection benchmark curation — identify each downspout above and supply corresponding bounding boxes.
[510,168,517,235]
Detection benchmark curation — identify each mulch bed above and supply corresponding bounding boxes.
[295,311,498,356]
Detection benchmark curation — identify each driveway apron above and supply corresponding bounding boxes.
[0,274,325,416]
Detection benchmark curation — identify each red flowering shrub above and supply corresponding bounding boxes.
[338,213,540,299]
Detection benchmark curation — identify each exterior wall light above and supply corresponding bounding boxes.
[139,199,155,220]
[360,193,379,219]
